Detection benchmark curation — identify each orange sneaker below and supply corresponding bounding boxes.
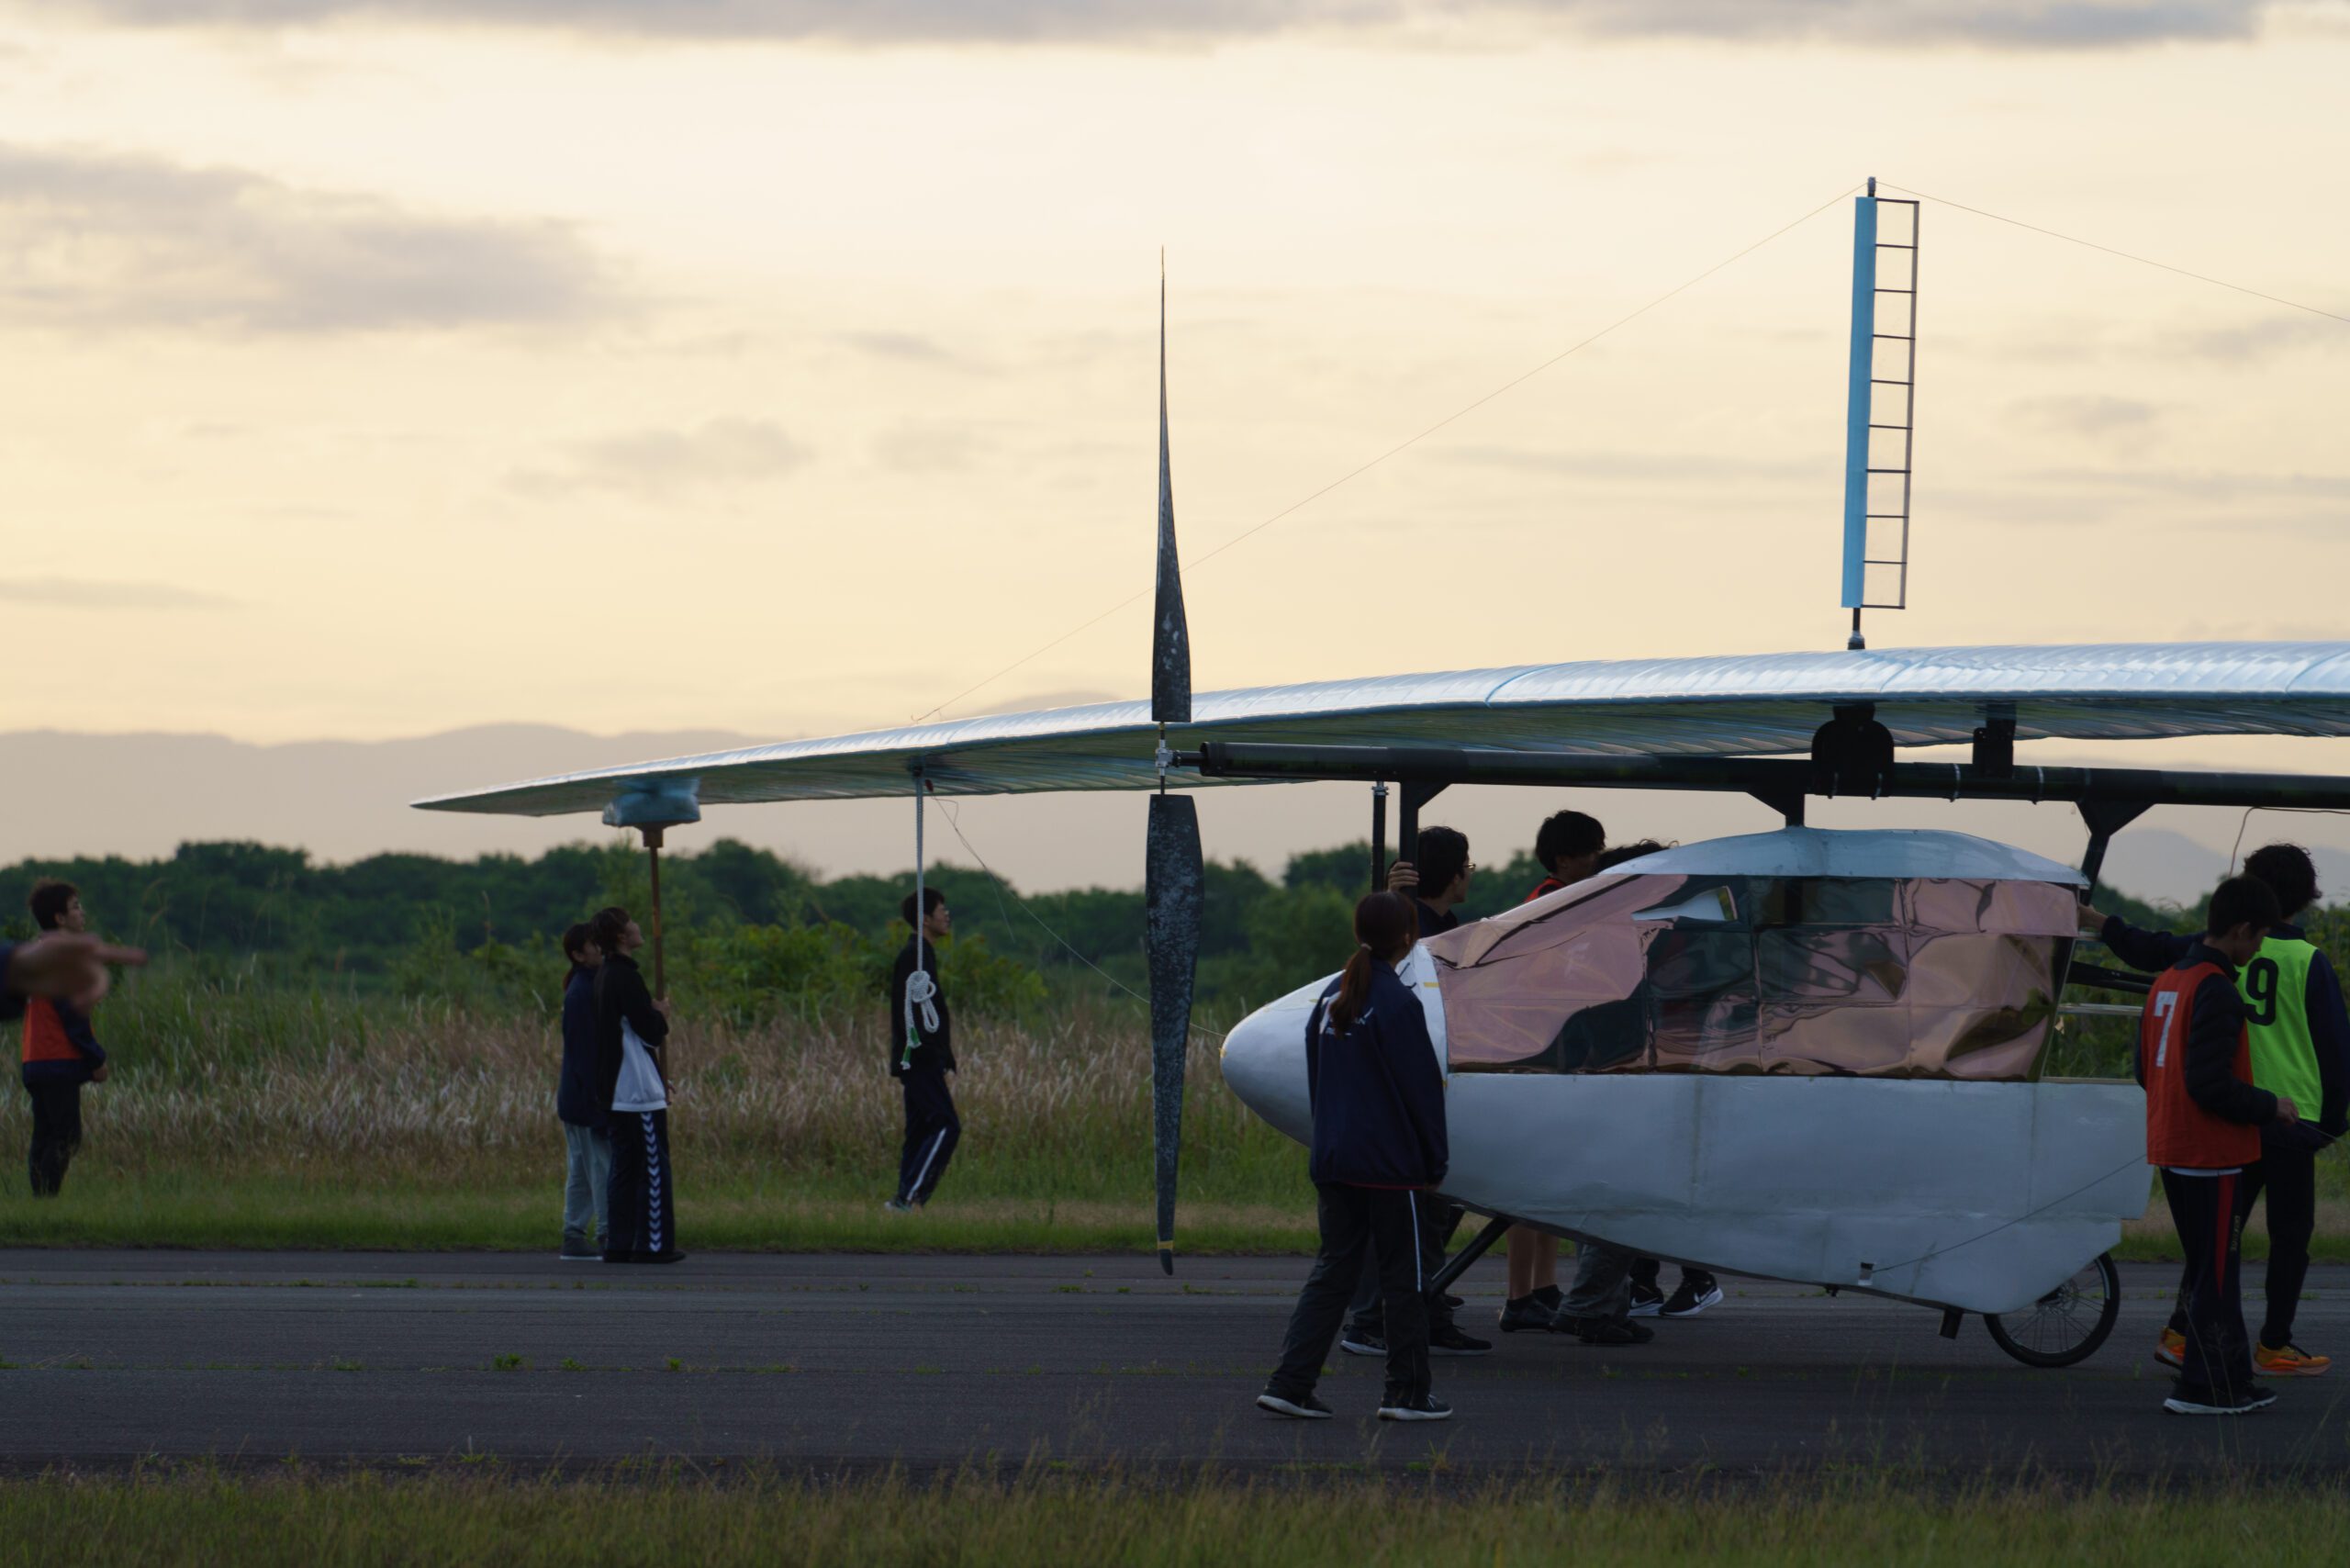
[2154,1327,2185,1370]
[2255,1341,2332,1378]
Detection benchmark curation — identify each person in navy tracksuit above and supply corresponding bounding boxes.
[1259,890,1456,1424]
[887,889,960,1212]
[591,905,680,1264]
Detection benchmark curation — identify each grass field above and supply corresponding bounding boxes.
[1,980,2344,1260]
[0,1470,2342,1566]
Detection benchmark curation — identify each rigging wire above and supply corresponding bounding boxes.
[936,799,1227,1041]
[911,182,1865,724]
[2226,806,2350,876]
[1881,182,2350,329]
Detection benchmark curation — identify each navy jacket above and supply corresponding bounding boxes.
[1303,964,1449,1189]
[556,966,601,1126]
[2103,916,2347,1149]
[591,953,668,1120]
[0,942,23,1025]
[1413,901,1459,940]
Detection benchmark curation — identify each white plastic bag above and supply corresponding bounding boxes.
[612,1017,668,1113]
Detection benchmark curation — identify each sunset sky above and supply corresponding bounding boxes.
[6,1,2349,886]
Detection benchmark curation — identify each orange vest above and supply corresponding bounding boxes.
[2141,961,2261,1170]
[21,998,83,1066]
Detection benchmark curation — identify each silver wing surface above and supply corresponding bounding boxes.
[414,641,2350,817]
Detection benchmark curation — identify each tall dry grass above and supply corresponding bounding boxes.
[2,980,1287,1203]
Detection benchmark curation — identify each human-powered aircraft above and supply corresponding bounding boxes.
[420,187,2350,1369]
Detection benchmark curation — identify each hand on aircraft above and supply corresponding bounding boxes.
[91,1064,110,1083]
[653,998,672,1016]
[2076,902,2106,932]
[1386,861,1419,894]
[4,933,147,1010]
[2275,1096,2301,1124]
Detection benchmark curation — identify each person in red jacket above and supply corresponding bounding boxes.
[19,880,112,1196]
[2142,875,2300,1416]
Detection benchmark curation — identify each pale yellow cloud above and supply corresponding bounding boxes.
[0,5,2343,770]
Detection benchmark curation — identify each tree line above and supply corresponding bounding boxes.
[1,835,2188,1027]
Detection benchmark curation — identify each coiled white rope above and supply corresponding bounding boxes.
[902,770,938,1070]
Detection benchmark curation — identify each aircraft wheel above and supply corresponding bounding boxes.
[1983,1252,2121,1369]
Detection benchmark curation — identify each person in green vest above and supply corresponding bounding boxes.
[2081,842,2348,1378]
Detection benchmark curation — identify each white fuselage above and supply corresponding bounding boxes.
[1219,964,2150,1316]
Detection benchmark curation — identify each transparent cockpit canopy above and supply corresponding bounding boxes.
[1426,848,2080,1081]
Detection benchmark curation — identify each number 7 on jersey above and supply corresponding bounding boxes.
[2151,991,2179,1069]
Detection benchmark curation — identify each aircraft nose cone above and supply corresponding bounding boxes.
[1218,980,1325,1147]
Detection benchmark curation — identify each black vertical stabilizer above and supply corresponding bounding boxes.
[1143,258,1203,1273]
[1145,793,1202,1275]
[1151,260,1192,726]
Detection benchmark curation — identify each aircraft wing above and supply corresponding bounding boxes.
[414,641,2350,817]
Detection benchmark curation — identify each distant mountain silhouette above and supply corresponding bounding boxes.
[8,728,2348,905]
[1,725,766,867]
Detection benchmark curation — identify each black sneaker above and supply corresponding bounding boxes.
[1428,1323,1493,1357]
[1626,1281,1666,1318]
[560,1238,599,1262]
[1442,1294,1465,1310]
[1377,1393,1453,1422]
[1339,1329,1386,1357]
[643,1250,688,1265]
[1660,1274,1725,1318]
[2165,1383,2277,1417]
[1561,1315,1654,1346]
[1497,1294,1557,1333]
[1257,1389,1335,1420]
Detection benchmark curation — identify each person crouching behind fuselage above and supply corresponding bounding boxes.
[886,889,961,1212]
[591,905,681,1264]
[556,923,609,1261]
[1496,811,1606,1334]
[19,880,109,1197]
[1259,890,1456,1423]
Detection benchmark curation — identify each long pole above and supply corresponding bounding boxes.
[643,824,666,1001]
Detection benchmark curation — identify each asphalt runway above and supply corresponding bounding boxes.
[4,1249,2347,1478]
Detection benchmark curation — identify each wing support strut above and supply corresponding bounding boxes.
[1183,742,2350,815]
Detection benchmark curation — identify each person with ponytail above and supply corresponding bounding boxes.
[1259,890,1455,1423]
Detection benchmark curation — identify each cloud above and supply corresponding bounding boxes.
[2004,394,2163,438]
[839,330,964,365]
[0,142,617,333]
[870,421,983,476]
[2023,465,2350,500]
[36,0,2276,50]
[514,418,811,498]
[2175,315,2350,363]
[0,577,235,610]
[1444,444,1825,485]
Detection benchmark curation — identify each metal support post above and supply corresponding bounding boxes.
[1424,1213,1514,1301]
[1398,779,1449,868]
[1370,782,1389,892]
[643,824,666,1001]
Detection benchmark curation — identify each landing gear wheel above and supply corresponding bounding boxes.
[1984,1252,2121,1369]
